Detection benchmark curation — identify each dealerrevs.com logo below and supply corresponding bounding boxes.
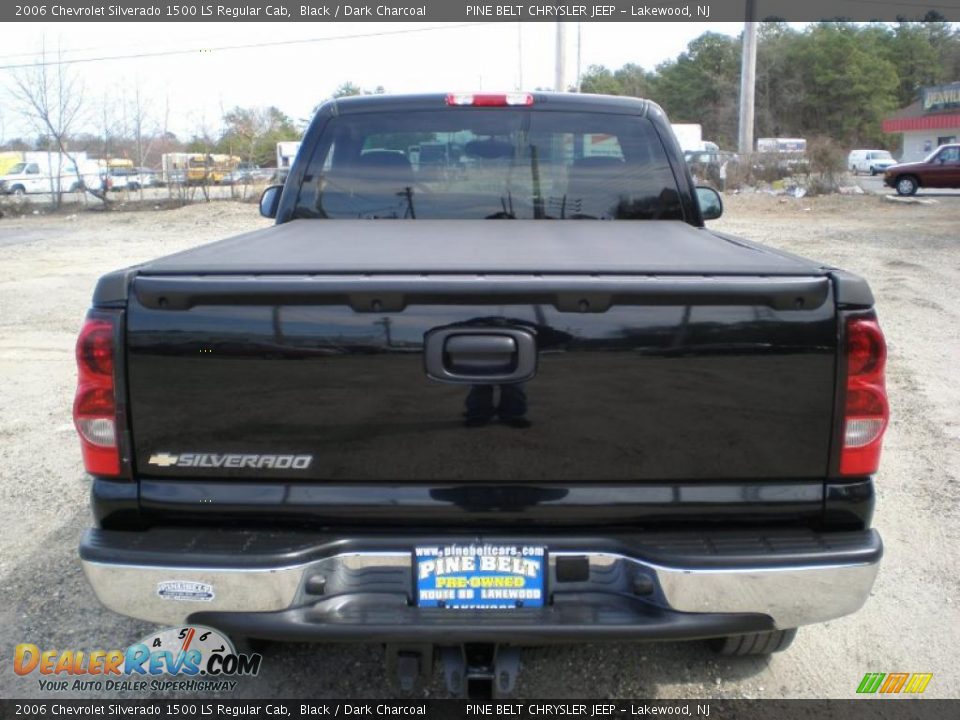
[14,626,261,693]
[856,672,933,694]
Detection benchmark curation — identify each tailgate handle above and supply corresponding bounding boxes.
[424,328,537,384]
[446,335,517,374]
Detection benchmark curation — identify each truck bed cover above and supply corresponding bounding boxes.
[137,219,828,277]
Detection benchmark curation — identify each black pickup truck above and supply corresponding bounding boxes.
[75,93,887,695]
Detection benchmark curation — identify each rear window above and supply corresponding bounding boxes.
[293,109,683,221]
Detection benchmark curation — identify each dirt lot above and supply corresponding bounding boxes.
[0,194,958,699]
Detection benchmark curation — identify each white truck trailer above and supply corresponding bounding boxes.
[276,141,302,181]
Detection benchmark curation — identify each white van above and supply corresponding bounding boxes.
[848,149,896,176]
[0,160,92,196]
[0,152,102,197]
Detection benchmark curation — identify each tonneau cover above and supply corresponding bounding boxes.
[124,218,841,485]
[138,220,828,277]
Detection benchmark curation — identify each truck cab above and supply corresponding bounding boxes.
[1,162,49,196]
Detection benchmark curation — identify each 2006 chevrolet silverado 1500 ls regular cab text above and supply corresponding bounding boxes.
[74,93,887,695]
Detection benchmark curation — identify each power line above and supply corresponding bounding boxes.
[0,43,124,61]
[0,23,491,71]
[2,13,953,66]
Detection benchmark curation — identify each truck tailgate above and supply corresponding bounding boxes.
[123,220,837,482]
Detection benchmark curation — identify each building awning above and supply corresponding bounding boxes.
[883,113,960,133]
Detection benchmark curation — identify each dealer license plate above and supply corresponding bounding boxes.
[415,543,546,609]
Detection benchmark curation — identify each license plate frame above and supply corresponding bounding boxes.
[414,543,546,609]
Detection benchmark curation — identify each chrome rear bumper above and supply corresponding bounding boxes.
[80,528,881,637]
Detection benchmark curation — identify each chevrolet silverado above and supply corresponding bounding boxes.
[75,93,888,697]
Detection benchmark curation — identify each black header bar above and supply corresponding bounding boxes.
[0,700,957,719]
[5,1,960,23]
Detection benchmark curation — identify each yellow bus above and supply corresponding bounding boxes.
[186,154,241,184]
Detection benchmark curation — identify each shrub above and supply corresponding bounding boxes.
[805,136,847,193]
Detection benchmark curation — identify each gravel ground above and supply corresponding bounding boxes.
[0,194,958,699]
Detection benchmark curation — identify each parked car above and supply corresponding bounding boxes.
[884,143,960,196]
[165,169,187,185]
[848,149,896,176]
[133,168,160,189]
[105,167,157,191]
[106,167,139,191]
[222,162,262,185]
[684,149,739,188]
[76,93,886,696]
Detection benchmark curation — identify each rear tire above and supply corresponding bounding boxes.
[708,628,797,656]
[895,175,919,196]
[232,636,272,654]
[10,185,25,199]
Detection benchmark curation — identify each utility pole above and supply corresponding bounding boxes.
[554,22,566,92]
[576,22,582,92]
[517,23,523,90]
[517,22,523,90]
[738,0,758,155]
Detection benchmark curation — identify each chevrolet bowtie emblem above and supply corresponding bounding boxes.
[148,453,180,467]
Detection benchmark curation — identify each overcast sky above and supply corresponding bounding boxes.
[1,21,755,141]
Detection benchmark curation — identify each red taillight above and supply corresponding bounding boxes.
[840,317,888,476]
[445,93,534,107]
[74,315,120,476]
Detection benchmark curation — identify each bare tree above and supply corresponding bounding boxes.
[178,111,216,204]
[218,98,239,200]
[130,85,149,168]
[128,81,157,200]
[99,90,114,160]
[96,90,116,197]
[9,40,107,206]
[161,94,188,205]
